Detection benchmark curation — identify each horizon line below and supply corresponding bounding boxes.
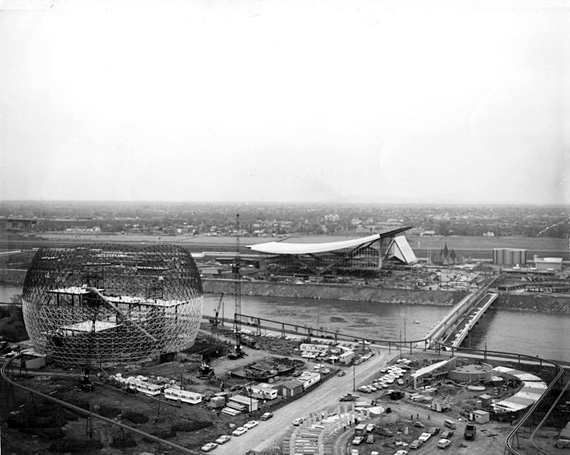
[0,199,569,208]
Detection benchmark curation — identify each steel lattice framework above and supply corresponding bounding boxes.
[22,244,203,368]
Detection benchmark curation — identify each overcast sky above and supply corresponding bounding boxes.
[1,0,569,205]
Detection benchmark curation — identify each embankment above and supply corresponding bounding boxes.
[0,270,27,285]
[202,279,466,306]
[494,293,570,314]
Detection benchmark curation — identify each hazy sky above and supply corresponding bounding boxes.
[1,0,569,205]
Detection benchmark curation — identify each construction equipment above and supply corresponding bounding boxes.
[229,214,244,359]
[209,293,224,327]
[198,360,214,379]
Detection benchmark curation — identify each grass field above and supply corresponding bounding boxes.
[2,232,568,259]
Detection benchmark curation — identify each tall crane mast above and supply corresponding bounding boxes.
[234,213,242,355]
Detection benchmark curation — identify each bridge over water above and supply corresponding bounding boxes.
[424,276,499,349]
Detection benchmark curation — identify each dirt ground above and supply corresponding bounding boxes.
[1,334,567,455]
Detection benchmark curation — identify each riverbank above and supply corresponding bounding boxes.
[0,270,26,285]
[203,280,570,314]
[494,293,570,314]
[203,279,466,306]
[2,273,569,314]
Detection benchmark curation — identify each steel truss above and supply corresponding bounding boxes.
[22,244,203,368]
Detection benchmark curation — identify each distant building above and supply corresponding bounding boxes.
[493,248,527,266]
[534,255,563,271]
[247,228,417,277]
[432,244,464,266]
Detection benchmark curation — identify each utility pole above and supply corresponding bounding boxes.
[352,364,356,392]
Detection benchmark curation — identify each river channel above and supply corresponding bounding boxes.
[2,286,568,363]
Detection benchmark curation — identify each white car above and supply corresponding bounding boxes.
[419,432,431,442]
[394,450,409,455]
[437,438,451,448]
[244,420,259,429]
[214,435,231,444]
[292,417,305,426]
[232,427,248,436]
[200,442,218,452]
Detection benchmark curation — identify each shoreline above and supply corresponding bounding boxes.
[2,275,569,315]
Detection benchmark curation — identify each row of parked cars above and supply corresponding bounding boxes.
[408,427,454,450]
[358,363,409,394]
[200,412,274,452]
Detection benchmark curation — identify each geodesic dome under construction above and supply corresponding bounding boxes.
[22,244,203,367]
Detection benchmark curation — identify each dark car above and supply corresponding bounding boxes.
[441,430,454,439]
[340,393,359,402]
[409,439,422,450]
[428,427,440,436]
[260,412,273,421]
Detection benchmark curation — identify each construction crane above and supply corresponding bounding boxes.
[229,213,244,359]
[210,293,224,327]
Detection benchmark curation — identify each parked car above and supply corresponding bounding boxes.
[366,423,376,432]
[440,430,454,439]
[292,417,304,426]
[260,412,273,421]
[413,421,425,428]
[437,438,452,448]
[394,450,409,455]
[350,449,359,455]
[428,427,441,436]
[200,442,218,452]
[377,427,394,437]
[338,371,346,377]
[244,420,258,429]
[232,427,247,436]
[214,435,231,444]
[419,432,431,443]
[409,440,422,450]
[366,434,374,444]
[351,436,364,445]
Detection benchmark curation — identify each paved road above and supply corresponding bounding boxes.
[212,347,397,454]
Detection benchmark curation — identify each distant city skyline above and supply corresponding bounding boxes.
[1,0,569,206]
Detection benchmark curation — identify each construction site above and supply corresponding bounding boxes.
[1,232,569,455]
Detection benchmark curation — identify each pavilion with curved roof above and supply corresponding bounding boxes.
[247,227,417,277]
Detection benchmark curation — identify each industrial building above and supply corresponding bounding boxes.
[22,244,204,367]
[247,227,417,277]
[493,248,527,267]
[533,255,563,271]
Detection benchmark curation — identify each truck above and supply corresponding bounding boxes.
[464,423,476,440]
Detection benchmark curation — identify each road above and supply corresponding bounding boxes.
[212,348,397,454]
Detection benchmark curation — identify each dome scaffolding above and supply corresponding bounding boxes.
[22,244,203,368]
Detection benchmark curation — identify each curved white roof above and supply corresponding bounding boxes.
[247,233,381,255]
